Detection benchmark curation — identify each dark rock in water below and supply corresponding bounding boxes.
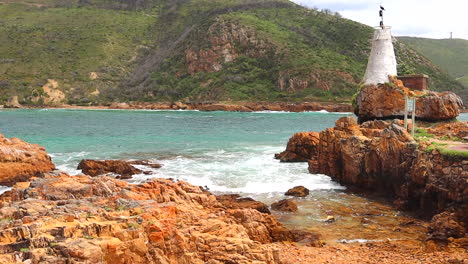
[216,194,271,214]
[285,186,309,197]
[77,159,161,179]
[271,199,298,212]
[428,212,465,240]
[290,230,323,247]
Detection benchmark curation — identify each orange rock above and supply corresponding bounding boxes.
[275,132,320,162]
[354,83,463,123]
[0,134,55,186]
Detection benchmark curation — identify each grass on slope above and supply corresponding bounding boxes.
[456,75,468,86]
[398,37,468,79]
[0,3,156,104]
[0,0,464,105]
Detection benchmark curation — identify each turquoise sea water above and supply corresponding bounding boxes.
[1,109,467,242]
[0,109,352,194]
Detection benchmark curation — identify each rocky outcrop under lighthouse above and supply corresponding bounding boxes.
[354,77,463,123]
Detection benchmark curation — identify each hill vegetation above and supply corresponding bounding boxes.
[0,0,465,105]
[398,37,468,101]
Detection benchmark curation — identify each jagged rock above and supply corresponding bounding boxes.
[77,159,161,179]
[271,199,298,212]
[285,186,309,197]
[354,80,463,123]
[280,116,468,240]
[0,172,298,263]
[4,96,22,108]
[216,194,271,214]
[0,134,55,186]
[275,132,319,162]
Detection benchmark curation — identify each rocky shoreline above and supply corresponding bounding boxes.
[4,101,353,113]
[276,117,468,243]
[0,127,467,263]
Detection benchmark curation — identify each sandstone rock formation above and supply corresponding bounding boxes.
[271,199,298,212]
[77,159,161,179]
[0,134,55,186]
[275,132,319,162]
[278,116,468,240]
[0,172,314,263]
[285,186,309,197]
[354,77,463,123]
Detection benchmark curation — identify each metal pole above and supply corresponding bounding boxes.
[411,98,416,137]
[404,96,408,130]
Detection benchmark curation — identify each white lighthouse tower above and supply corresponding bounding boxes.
[363,7,397,85]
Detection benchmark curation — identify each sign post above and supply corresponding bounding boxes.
[404,96,416,137]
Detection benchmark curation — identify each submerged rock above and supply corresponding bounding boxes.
[0,134,55,186]
[77,159,161,179]
[271,199,298,212]
[285,186,309,197]
[216,194,271,214]
[428,212,466,240]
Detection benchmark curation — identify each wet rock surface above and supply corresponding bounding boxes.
[271,199,298,212]
[285,186,310,197]
[77,159,161,179]
[216,194,271,214]
[0,134,55,186]
[275,132,319,162]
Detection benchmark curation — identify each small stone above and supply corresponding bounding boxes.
[324,215,335,223]
[285,186,309,197]
[271,199,298,212]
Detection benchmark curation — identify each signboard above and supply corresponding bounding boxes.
[404,96,416,137]
[406,99,415,112]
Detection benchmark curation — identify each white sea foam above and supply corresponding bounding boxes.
[337,239,384,243]
[51,151,92,175]
[130,145,345,196]
[0,186,12,195]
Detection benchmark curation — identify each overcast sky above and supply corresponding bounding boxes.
[291,0,468,40]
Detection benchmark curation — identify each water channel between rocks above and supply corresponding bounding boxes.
[2,109,467,244]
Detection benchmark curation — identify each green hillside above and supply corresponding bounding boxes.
[398,37,468,101]
[0,0,465,106]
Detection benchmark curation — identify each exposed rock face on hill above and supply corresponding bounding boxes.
[354,77,463,123]
[277,117,468,240]
[4,96,22,108]
[0,134,55,186]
